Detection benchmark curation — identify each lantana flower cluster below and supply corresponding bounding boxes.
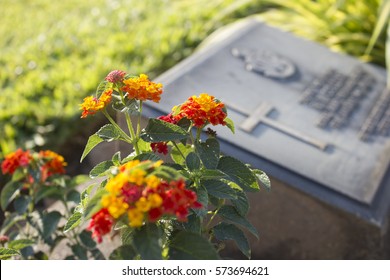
[88,160,201,243]
[1,148,67,182]
[174,93,227,127]
[151,93,227,155]
[80,70,163,118]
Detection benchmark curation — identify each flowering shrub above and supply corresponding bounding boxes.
[0,149,104,260]
[64,70,270,260]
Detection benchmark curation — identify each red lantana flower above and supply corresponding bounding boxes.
[1,149,32,175]
[87,208,114,243]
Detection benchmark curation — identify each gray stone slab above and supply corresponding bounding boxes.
[143,19,390,225]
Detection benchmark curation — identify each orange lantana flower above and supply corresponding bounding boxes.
[80,89,113,118]
[175,93,227,127]
[122,74,163,103]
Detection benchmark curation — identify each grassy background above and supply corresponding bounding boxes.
[0,0,388,159]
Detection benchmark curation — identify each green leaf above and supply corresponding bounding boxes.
[1,181,22,210]
[109,245,137,260]
[79,230,97,248]
[66,189,80,204]
[171,142,192,165]
[201,169,227,180]
[8,239,35,250]
[133,224,163,260]
[218,205,258,238]
[217,156,260,192]
[112,151,121,166]
[89,160,114,178]
[169,231,219,260]
[225,117,235,134]
[195,138,220,169]
[193,185,208,217]
[13,196,31,215]
[180,214,201,234]
[202,179,237,199]
[121,228,134,245]
[0,248,20,260]
[133,152,160,162]
[231,190,249,216]
[141,119,188,142]
[71,244,88,260]
[137,138,152,153]
[84,189,106,219]
[97,124,122,142]
[42,211,62,239]
[186,152,201,171]
[253,169,271,191]
[213,222,250,258]
[63,212,82,233]
[69,175,90,188]
[80,134,103,162]
[11,168,25,181]
[96,80,109,97]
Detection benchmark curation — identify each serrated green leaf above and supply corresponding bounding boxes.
[89,160,114,178]
[171,142,192,165]
[133,224,162,260]
[231,190,249,216]
[109,245,137,260]
[141,119,188,142]
[218,205,258,238]
[195,138,220,169]
[133,152,160,162]
[79,230,97,248]
[1,181,22,210]
[225,117,235,134]
[137,138,152,153]
[81,134,103,162]
[63,212,82,233]
[121,228,134,245]
[97,124,122,142]
[186,152,201,171]
[201,169,227,180]
[217,156,259,192]
[193,185,208,217]
[42,211,62,239]
[8,239,35,250]
[0,248,20,260]
[202,179,237,199]
[253,169,271,191]
[169,231,219,260]
[13,196,30,215]
[213,222,250,258]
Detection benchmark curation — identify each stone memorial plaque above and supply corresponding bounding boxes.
[143,19,390,225]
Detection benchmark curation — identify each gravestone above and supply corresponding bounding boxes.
[142,19,390,258]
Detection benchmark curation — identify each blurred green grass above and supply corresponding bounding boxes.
[0,0,388,158]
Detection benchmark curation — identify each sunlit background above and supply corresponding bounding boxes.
[0,0,388,160]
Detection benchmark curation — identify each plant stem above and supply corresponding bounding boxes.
[205,206,221,230]
[102,109,132,144]
[196,127,202,142]
[137,100,143,136]
[125,111,140,155]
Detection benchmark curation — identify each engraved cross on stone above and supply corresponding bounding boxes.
[226,102,328,151]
